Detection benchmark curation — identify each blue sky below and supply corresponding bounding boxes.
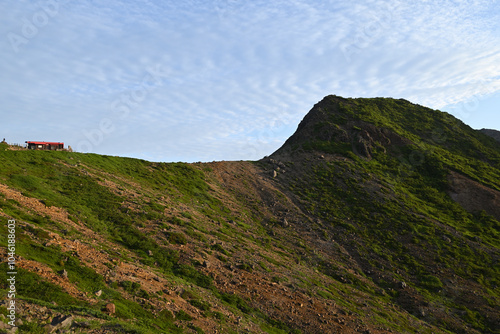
[1,0,500,162]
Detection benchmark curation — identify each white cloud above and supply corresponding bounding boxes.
[1,0,500,161]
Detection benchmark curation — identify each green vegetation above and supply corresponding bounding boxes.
[285,96,500,333]
[0,96,499,333]
[167,231,188,245]
[0,264,82,306]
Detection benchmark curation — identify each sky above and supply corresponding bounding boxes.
[1,0,500,163]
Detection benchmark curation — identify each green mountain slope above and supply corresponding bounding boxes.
[0,95,499,334]
[269,96,500,333]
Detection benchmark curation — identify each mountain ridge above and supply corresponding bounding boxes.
[480,128,500,143]
[0,95,499,334]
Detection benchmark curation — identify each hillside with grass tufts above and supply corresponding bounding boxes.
[0,95,499,334]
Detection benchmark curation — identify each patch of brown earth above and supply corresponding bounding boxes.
[0,183,104,244]
[447,171,500,220]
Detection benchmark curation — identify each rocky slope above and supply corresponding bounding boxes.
[480,128,500,143]
[0,96,499,334]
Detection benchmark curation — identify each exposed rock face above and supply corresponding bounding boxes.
[448,171,500,221]
[479,128,500,143]
[271,96,411,160]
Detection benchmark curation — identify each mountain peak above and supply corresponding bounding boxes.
[271,96,417,160]
[272,95,499,163]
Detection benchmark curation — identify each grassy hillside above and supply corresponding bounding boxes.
[271,95,500,333]
[0,96,499,333]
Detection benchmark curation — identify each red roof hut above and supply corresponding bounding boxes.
[25,141,64,150]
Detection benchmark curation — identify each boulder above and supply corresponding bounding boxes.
[105,303,116,314]
[50,314,73,328]
[43,324,54,333]
[44,314,73,333]
[57,269,68,278]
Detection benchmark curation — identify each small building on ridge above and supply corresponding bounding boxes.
[25,141,64,150]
